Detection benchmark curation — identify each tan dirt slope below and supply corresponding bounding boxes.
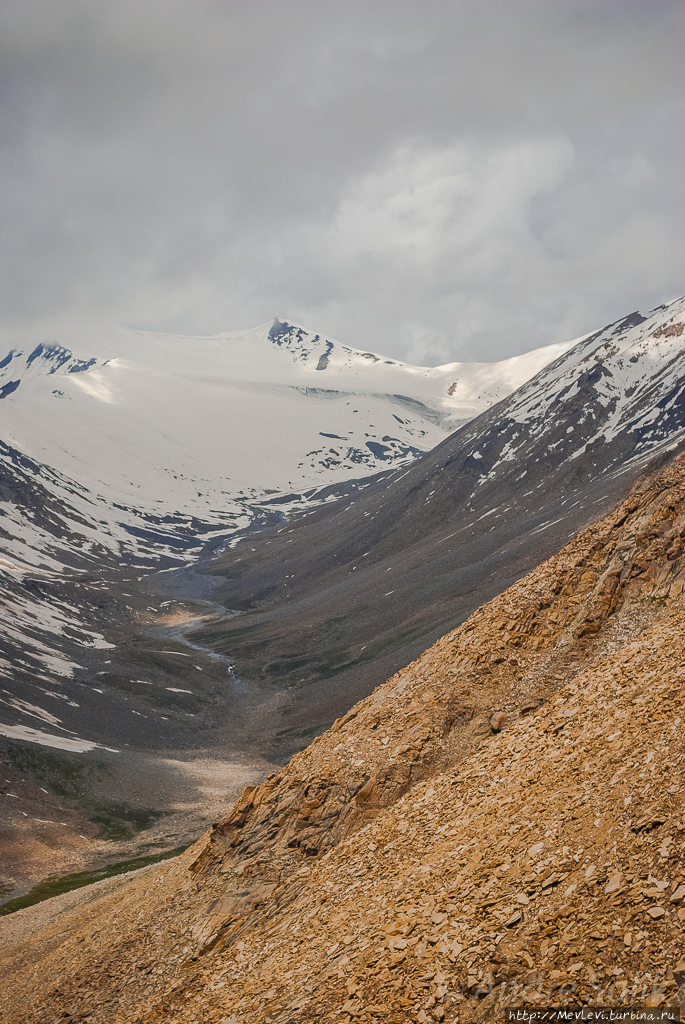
[1,450,685,1022]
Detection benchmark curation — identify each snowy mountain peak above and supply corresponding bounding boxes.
[2,317,564,570]
[267,319,333,368]
[266,318,401,374]
[447,296,685,497]
[0,342,104,398]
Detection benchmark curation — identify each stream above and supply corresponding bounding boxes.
[146,566,248,692]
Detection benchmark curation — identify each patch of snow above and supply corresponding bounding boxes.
[0,695,62,726]
[0,722,119,752]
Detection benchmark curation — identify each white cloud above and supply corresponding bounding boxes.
[268,137,580,361]
[263,132,680,362]
[0,1,683,362]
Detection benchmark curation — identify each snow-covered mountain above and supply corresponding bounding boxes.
[463,301,685,482]
[0,342,101,399]
[0,318,571,569]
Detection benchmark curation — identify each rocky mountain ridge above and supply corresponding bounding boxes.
[1,442,684,1023]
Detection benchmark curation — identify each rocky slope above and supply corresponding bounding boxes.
[2,442,684,1023]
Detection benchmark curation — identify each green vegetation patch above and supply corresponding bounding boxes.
[0,846,188,917]
[2,745,169,840]
[3,744,109,800]
[85,803,168,841]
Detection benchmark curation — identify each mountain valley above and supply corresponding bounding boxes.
[1,298,684,952]
[1,412,684,1024]
[0,318,576,899]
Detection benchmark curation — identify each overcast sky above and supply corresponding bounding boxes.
[1,1,683,364]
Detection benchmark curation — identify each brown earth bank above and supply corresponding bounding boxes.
[1,452,685,1022]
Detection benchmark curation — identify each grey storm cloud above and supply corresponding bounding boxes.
[0,0,683,363]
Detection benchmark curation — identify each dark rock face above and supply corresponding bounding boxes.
[190,303,685,758]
